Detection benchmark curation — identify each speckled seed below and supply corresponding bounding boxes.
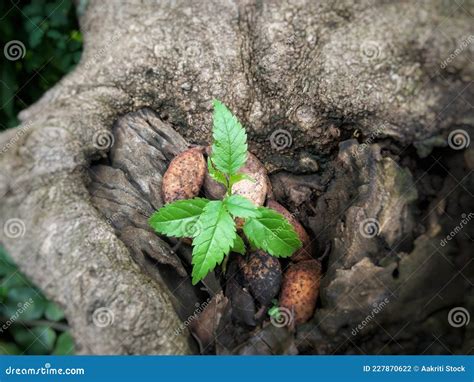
[279,259,321,324]
[266,200,313,262]
[239,250,282,306]
[162,147,206,204]
[232,152,270,206]
[203,171,227,200]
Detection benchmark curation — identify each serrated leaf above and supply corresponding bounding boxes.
[191,201,236,284]
[149,198,209,238]
[224,195,261,219]
[211,100,248,177]
[243,207,302,257]
[231,235,246,255]
[207,157,227,187]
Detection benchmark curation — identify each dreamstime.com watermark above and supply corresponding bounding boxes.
[92,130,115,150]
[351,297,390,336]
[5,364,85,376]
[269,306,294,327]
[3,40,26,61]
[269,129,293,151]
[440,35,474,69]
[92,307,114,328]
[0,298,33,333]
[447,129,470,150]
[440,212,473,247]
[83,31,122,71]
[3,218,26,239]
[174,298,211,336]
[0,121,33,156]
[358,218,381,239]
[448,307,470,328]
[352,125,386,158]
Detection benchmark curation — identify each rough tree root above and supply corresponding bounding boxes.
[0,0,473,354]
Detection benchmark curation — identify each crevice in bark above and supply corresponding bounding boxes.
[1,0,472,355]
[86,104,472,355]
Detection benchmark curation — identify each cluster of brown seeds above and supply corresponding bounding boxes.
[161,147,321,324]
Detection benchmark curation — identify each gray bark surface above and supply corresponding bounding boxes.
[0,0,472,354]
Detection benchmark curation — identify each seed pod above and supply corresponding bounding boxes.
[203,172,227,200]
[279,259,321,325]
[239,250,282,306]
[162,147,206,204]
[203,150,271,205]
[232,152,270,206]
[266,200,313,262]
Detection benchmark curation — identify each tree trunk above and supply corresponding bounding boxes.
[0,0,472,354]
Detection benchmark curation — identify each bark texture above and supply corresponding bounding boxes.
[0,0,473,354]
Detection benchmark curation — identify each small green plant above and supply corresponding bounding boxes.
[0,247,74,355]
[149,100,302,284]
[268,299,282,320]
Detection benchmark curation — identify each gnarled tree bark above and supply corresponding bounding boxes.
[0,0,472,354]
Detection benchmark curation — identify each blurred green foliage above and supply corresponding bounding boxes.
[0,247,74,355]
[0,0,83,129]
[0,0,82,354]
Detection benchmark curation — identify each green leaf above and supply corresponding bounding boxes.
[224,195,261,219]
[46,29,63,40]
[149,198,209,238]
[243,207,302,258]
[211,100,248,177]
[229,172,254,186]
[268,306,280,318]
[1,273,28,289]
[0,247,15,265]
[45,302,65,321]
[53,332,75,355]
[231,235,246,255]
[191,201,236,284]
[29,28,45,48]
[12,326,56,355]
[0,341,21,355]
[207,157,227,187]
[4,287,47,320]
[0,251,17,277]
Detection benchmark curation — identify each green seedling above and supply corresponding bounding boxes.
[268,299,282,320]
[149,100,302,284]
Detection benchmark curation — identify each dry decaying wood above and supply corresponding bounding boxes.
[0,0,472,354]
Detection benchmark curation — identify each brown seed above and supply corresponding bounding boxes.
[266,200,313,262]
[239,250,282,306]
[279,259,321,324]
[203,151,271,206]
[232,152,270,206]
[203,171,227,200]
[162,147,206,204]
